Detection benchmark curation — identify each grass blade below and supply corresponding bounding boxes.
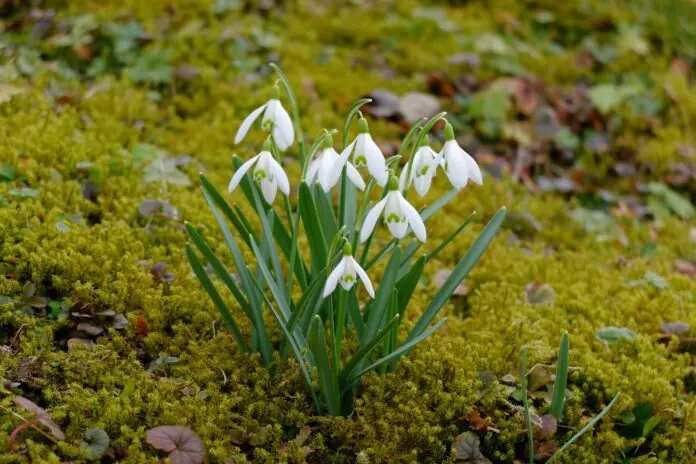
[185,245,248,353]
[521,346,533,464]
[548,393,621,462]
[361,247,401,345]
[420,188,458,222]
[250,237,292,320]
[425,211,475,263]
[550,332,570,421]
[299,182,328,273]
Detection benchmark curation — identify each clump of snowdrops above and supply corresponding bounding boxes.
[185,64,506,416]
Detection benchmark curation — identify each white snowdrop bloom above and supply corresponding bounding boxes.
[439,122,483,190]
[359,176,427,243]
[323,244,374,298]
[398,139,440,197]
[343,117,388,187]
[306,135,365,192]
[234,88,294,151]
[228,144,290,204]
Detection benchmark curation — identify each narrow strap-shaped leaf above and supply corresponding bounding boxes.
[185,223,272,365]
[201,188,262,311]
[313,182,338,242]
[286,267,327,333]
[340,314,400,388]
[348,318,447,385]
[249,186,286,292]
[361,248,401,345]
[425,211,475,263]
[347,291,364,339]
[550,332,570,421]
[397,240,421,279]
[396,255,425,317]
[406,207,506,343]
[299,182,328,273]
[548,393,621,462]
[185,245,248,353]
[250,238,292,321]
[381,290,398,373]
[248,274,321,413]
[310,315,341,416]
[363,239,397,271]
[521,346,534,464]
[200,174,256,248]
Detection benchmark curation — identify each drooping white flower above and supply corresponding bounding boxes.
[306,135,365,192]
[439,122,483,190]
[359,175,426,243]
[398,138,440,197]
[323,244,374,298]
[234,87,294,151]
[228,143,290,204]
[344,117,388,186]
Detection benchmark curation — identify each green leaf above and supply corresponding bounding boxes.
[548,393,620,462]
[349,318,446,383]
[407,207,505,342]
[420,188,458,221]
[313,183,338,242]
[340,314,400,390]
[647,182,694,220]
[520,346,534,464]
[185,245,248,352]
[310,315,341,416]
[79,428,110,461]
[550,332,569,421]
[299,182,328,273]
[250,238,292,320]
[361,248,401,345]
[595,327,637,346]
[396,255,426,316]
[0,165,16,181]
[185,223,272,365]
[425,211,475,263]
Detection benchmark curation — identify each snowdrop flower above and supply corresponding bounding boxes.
[234,86,294,151]
[323,243,374,298]
[228,140,290,204]
[439,122,483,189]
[360,175,426,243]
[344,117,388,186]
[398,136,440,197]
[306,134,365,192]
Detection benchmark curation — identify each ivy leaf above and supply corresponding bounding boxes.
[79,428,110,461]
[452,431,490,463]
[146,426,207,464]
[595,327,637,346]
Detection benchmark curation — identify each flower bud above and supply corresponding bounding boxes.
[322,132,334,149]
[388,174,399,191]
[342,241,352,256]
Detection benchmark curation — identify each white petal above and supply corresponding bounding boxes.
[414,173,432,197]
[359,196,388,243]
[442,142,469,190]
[318,149,339,192]
[228,154,260,192]
[269,156,290,195]
[399,194,426,242]
[234,103,267,145]
[326,144,353,189]
[271,100,294,151]
[306,159,320,184]
[363,135,388,186]
[323,258,347,297]
[398,165,409,191]
[463,151,483,185]
[346,163,366,191]
[260,178,278,204]
[384,193,408,239]
[350,257,374,298]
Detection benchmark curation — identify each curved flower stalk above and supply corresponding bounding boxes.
[306,134,365,192]
[344,117,389,187]
[440,122,483,190]
[360,175,426,243]
[228,141,290,204]
[234,86,294,151]
[323,243,374,298]
[398,136,440,197]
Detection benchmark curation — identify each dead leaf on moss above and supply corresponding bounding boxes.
[660,322,690,335]
[675,260,696,277]
[533,414,558,440]
[452,431,491,463]
[13,396,65,440]
[525,282,555,305]
[146,426,207,464]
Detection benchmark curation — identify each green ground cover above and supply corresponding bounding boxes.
[0,0,695,462]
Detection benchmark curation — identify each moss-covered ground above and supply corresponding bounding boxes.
[1,0,695,462]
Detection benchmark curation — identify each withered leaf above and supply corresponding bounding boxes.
[146,426,207,464]
[13,396,65,440]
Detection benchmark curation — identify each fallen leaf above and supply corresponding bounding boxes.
[660,322,690,335]
[80,427,110,461]
[139,199,180,221]
[146,426,207,464]
[525,282,555,305]
[534,414,558,440]
[452,431,490,463]
[13,396,65,440]
[135,313,150,335]
[675,260,696,277]
[77,322,104,336]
